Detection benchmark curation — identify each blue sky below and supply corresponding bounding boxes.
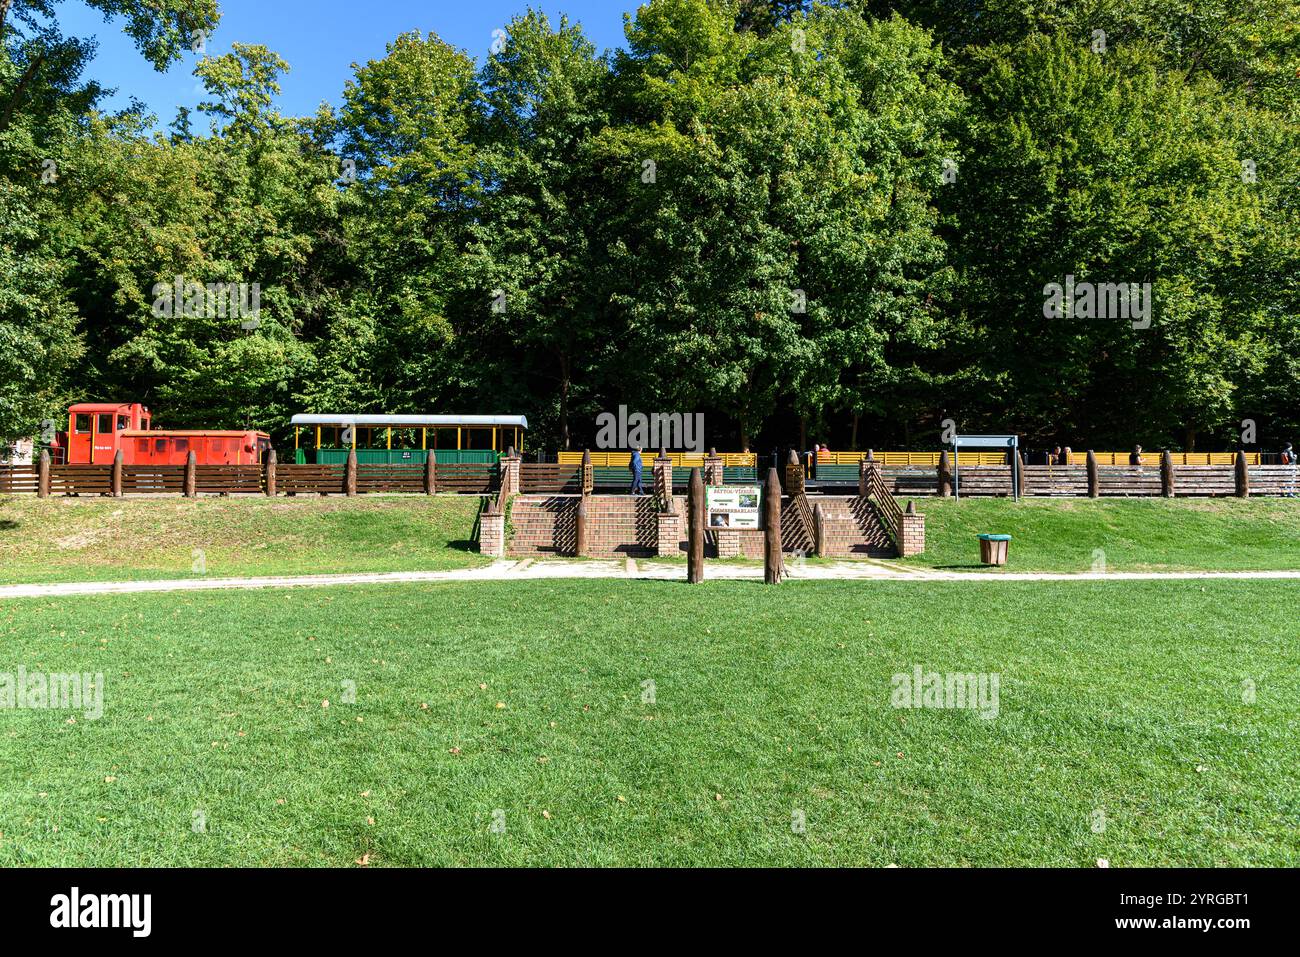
[59,0,638,124]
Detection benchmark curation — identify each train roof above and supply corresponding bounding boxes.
[121,430,270,438]
[69,402,148,413]
[290,414,528,429]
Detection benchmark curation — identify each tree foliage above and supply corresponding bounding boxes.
[2,0,1298,455]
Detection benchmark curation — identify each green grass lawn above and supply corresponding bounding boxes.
[901,497,1300,572]
[0,495,488,584]
[1,579,1294,866]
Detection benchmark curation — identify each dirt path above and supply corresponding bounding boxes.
[2,560,1298,599]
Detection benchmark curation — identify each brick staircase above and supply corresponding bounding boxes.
[507,494,657,558]
[507,495,576,556]
[808,495,896,558]
[505,492,897,559]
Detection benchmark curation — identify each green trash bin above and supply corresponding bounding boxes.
[978,533,1012,566]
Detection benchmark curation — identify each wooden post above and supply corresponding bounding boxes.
[110,450,123,497]
[1086,450,1099,498]
[581,448,593,495]
[424,454,436,495]
[938,450,953,497]
[783,449,804,496]
[687,467,705,584]
[1235,450,1250,498]
[576,496,589,557]
[858,458,869,496]
[764,467,783,584]
[184,451,197,498]
[345,448,357,496]
[265,449,277,497]
[813,502,827,559]
[1016,450,1027,498]
[37,449,50,499]
[1161,450,1175,497]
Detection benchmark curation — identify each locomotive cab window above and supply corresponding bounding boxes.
[117,415,129,431]
[155,438,168,452]
[74,414,91,433]
[98,414,112,434]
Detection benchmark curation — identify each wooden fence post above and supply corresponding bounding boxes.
[184,451,197,498]
[858,458,869,497]
[111,450,123,497]
[265,449,277,497]
[783,449,804,496]
[938,450,953,497]
[424,454,436,495]
[1161,450,1175,497]
[764,467,783,584]
[1086,450,1099,498]
[687,467,704,583]
[345,448,357,497]
[1235,451,1250,498]
[581,448,593,495]
[813,502,827,559]
[37,449,50,499]
[576,496,589,557]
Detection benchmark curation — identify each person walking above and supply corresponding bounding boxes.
[1129,444,1144,466]
[629,446,644,496]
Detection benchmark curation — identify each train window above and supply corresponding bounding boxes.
[117,416,129,431]
[74,414,91,433]
[155,438,168,452]
[174,439,189,452]
[98,414,112,434]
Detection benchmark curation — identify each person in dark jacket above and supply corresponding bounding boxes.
[629,446,644,495]
[1129,445,1144,466]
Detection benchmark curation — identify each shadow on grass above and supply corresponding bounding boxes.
[0,519,19,531]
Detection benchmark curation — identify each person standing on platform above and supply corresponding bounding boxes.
[629,446,644,496]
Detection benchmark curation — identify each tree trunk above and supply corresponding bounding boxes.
[559,354,571,451]
[0,54,45,134]
[850,412,859,452]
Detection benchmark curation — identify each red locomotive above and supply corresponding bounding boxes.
[54,402,270,466]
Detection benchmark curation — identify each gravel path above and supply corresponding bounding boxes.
[2,560,1298,598]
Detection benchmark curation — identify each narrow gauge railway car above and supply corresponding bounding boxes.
[290,414,528,464]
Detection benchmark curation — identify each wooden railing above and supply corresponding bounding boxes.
[863,464,903,551]
[520,463,582,494]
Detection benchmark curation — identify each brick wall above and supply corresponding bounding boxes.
[480,510,505,556]
[899,511,925,556]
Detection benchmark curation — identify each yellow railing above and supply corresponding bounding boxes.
[558,451,756,467]
[559,450,1263,467]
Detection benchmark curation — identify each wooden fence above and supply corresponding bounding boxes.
[7,455,501,498]
[7,455,1296,499]
[867,462,1298,498]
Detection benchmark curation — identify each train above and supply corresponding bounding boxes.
[53,402,270,466]
[47,404,526,467]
